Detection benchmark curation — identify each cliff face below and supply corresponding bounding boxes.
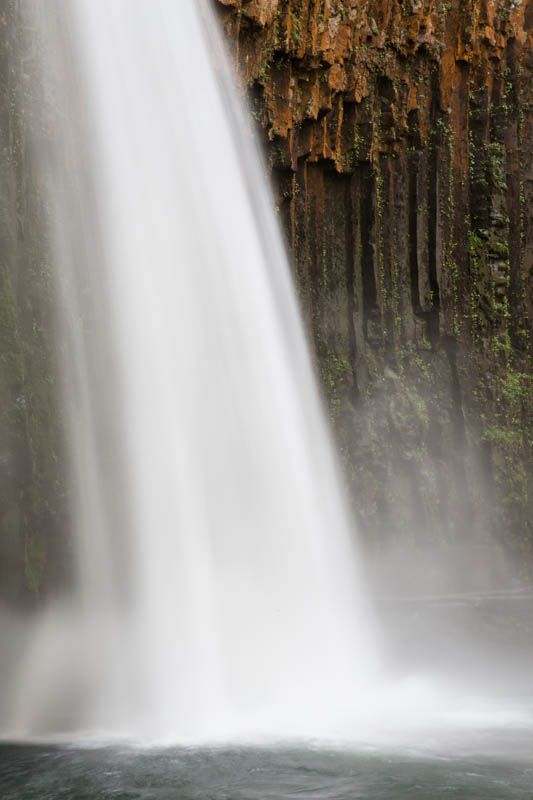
[0,0,67,604]
[216,0,533,582]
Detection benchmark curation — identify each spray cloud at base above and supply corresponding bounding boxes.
[0,0,531,750]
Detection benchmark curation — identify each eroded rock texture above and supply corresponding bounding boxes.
[216,0,533,583]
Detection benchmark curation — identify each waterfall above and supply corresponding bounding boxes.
[2,0,377,741]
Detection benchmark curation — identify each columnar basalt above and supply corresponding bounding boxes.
[216,0,533,583]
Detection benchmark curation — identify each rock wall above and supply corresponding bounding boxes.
[216,0,533,583]
[0,0,67,605]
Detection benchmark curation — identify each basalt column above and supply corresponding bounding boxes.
[217,0,533,582]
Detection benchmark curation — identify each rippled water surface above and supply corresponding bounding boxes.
[2,739,533,800]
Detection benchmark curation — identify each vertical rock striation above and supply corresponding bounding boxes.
[217,0,533,581]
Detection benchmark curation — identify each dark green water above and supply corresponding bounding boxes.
[2,740,533,800]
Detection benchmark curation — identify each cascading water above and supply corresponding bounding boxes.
[2,0,378,740]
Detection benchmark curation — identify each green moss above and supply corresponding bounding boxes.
[24,533,47,597]
[0,264,25,398]
[320,352,352,422]
[290,11,302,45]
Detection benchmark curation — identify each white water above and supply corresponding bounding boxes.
[1,0,379,740]
[1,0,532,752]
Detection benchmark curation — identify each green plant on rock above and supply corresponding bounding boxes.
[320,352,352,422]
